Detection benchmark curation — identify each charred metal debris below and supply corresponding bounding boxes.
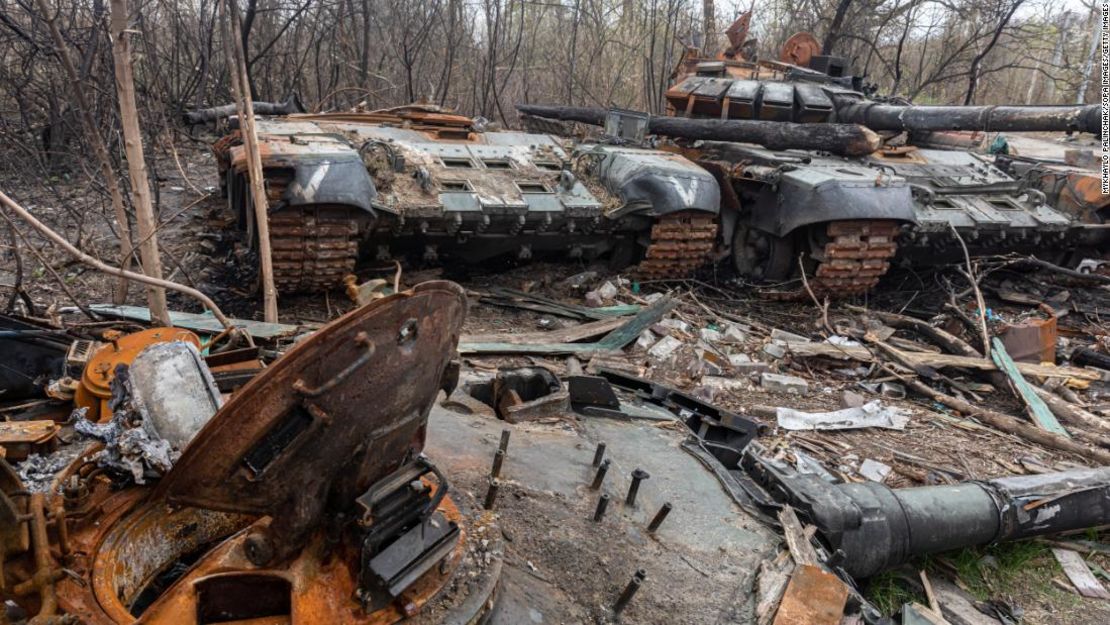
[2,235,1110,624]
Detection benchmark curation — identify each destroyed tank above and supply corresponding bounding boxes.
[212,105,721,293]
[664,52,1106,294]
[520,18,1107,296]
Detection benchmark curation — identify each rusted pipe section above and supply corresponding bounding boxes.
[22,494,60,622]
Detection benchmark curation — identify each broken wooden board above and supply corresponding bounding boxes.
[1052,547,1110,599]
[929,576,1005,625]
[778,506,819,566]
[756,552,796,625]
[902,603,949,625]
[460,316,626,345]
[479,287,639,320]
[771,564,849,625]
[459,297,675,356]
[991,338,1068,436]
[88,304,303,340]
[785,342,1100,381]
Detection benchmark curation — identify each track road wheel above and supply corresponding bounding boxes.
[730,222,795,281]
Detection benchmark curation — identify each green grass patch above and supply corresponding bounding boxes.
[866,570,924,616]
[864,540,1083,617]
[941,540,1051,600]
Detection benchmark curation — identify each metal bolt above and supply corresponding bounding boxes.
[483,479,500,510]
[593,493,611,522]
[498,428,511,454]
[625,468,649,506]
[592,442,607,467]
[244,532,274,566]
[491,449,505,479]
[613,569,646,615]
[590,459,611,490]
[647,502,672,533]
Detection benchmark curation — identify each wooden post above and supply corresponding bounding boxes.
[36,0,133,304]
[108,0,170,326]
[222,0,278,322]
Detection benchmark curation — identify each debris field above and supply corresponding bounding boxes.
[0,9,1109,625]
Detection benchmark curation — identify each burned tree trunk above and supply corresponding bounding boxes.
[182,94,305,125]
[516,104,882,157]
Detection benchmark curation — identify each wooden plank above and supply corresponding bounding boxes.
[929,577,1003,625]
[1052,547,1110,599]
[778,506,819,566]
[902,603,949,625]
[772,564,849,625]
[990,338,1069,436]
[756,552,795,625]
[481,287,639,320]
[88,304,302,340]
[786,342,1099,381]
[461,317,625,345]
[459,297,675,356]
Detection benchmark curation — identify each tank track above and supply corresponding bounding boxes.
[268,207,360,293]
[764,220,899,299]
[637,211,718,278]
[237,169,361,294]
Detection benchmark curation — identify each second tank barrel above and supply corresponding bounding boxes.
[833,100,1102,135]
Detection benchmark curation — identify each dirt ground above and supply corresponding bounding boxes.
[2,138,1109,624]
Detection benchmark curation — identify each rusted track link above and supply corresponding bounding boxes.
[764,220,899,299]
[637,211,718,279]
[268,207,359,293]
[242,170,360,294]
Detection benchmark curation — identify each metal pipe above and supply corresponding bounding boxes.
[833,100,1102,134]
[647,502,672,533]
[590,459,610,490]
[592,442,607,468]
[625,469,649,506]
[483,479,499,510]
[490,450,505,479]
[593,493,611,522]
[744,448,1110,578]
[613,569,646,615]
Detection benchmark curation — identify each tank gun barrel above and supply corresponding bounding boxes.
[832,99,1102,135]
[517,104,882,157]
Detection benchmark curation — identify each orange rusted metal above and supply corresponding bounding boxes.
[74,328,200,422]
[771,565,849,625]
[1000,305,1058,365]
[9,283,491,624]
[155,282,467,564]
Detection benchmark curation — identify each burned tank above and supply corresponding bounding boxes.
[519,19,1107,296]
[213,106,720,292]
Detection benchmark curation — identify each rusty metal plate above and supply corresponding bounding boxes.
[154,281,467,558]
[771,564,849,625]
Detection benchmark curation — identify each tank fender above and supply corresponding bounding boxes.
[279,154,378,217]
[588,147,721,218]
[748,169,916,237]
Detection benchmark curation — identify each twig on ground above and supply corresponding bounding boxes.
[798,254,832,335]
[948,224,990,357]
[0,189,237,333]
[876,359,1110,463]
[0,211,98,321]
